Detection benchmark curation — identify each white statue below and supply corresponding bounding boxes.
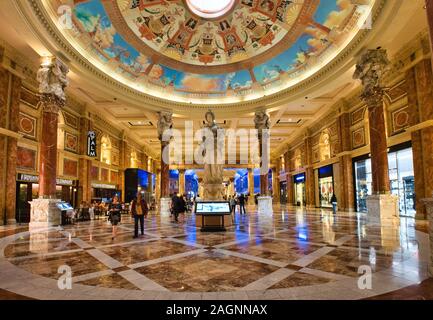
[36,58,69,103]
[353,48,390,97]
[157,111,173,141]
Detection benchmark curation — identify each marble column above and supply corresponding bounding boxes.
[78,115,93,203]
[254,111,272,213]
[157,111,173,215]
[30,57,69,228]
[286,173,294,205]
[353,49,398,225]
[179,169,185,195]
[304,137,316,208]
[422,198,433,276]
[337,112,355,211]
[0,62,21,225]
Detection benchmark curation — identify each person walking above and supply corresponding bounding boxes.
[171,193,180,223]
[229,195,236,215]
[238,194,246,215]
[331,194,338,215]
[177,194,187,223]
[109,196,121,240]
[131,193,148,238]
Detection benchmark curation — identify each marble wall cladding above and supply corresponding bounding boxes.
[391,106,410,134]
[101,168,109,182]
[64,131,78,153]
[91,166,99,181]
[405,67,421,126]
[385,80,407,103]
[63,158,78,177]
[415,59,433,121]
[421,127,433,199]
[19,86,39,109]
[18,112,37,139]
[110,171,118,184]
[351,127,366,149]
[0,136,6,225]
[351,106,366,125]
[17,145,37,171]
[62,111,79,129]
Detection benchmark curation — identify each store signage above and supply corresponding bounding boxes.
[91,183,116,190]
[17,174,74,186]
[87,131,97,157]
[294,173,305,183]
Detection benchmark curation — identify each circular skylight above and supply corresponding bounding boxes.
[186,0,235,19]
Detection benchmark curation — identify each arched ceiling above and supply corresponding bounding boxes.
[38,0,374,105]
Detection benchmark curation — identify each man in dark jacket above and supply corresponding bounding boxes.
[238,194,246,215]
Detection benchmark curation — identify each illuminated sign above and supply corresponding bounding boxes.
[91,183,116,190]
[195,201,231,214]
[17,174,74,186]
[87,131,97,157]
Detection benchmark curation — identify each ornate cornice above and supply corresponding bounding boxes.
[21,0,389,112]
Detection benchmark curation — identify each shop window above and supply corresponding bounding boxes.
[100,136,112,165]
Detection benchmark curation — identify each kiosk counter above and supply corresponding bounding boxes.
[195,201,232,231]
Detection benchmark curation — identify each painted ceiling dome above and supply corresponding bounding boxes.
[42,0,375,104]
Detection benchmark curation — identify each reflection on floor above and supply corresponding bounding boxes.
[0,205,430,300]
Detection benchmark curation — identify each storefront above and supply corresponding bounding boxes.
[353,142,415,216]
[15,173,78,223]
[91,183,121,203]
[124,168,155,204]
[293,173,305,206]
[317,165,334,208]
[279,172,287,204]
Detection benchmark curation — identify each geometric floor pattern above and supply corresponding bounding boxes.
[0,205,430,300]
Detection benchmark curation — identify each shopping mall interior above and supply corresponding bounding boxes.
[0,0,433,302]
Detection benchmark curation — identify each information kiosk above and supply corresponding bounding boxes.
[195,201,232,231]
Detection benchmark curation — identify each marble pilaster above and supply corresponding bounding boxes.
[248,168,255,204]
[421,198,433,277]
[0,63,21,225]
[179,169,185,195]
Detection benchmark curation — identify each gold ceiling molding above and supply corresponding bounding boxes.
[21,0,388,113]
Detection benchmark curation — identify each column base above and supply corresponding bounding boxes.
[29,198,62,229]
[7,218,16,225]
[257,196,273,214]
[366,194,400,226]
[159,198,171,216]
[421,198,433,277]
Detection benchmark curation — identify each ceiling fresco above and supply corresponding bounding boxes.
[48,0,373,103]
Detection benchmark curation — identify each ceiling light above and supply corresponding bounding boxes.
[186,0,235,19]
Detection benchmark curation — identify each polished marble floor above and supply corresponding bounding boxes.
[0,205,430,300]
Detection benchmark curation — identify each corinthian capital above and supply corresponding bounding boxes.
[353,48,390,100]
[254,111,270,131]
[157,111,173,141]
[37,56,69,105]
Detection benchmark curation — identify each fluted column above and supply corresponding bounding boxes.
[254,111,270,196]
[354,48,398,224]
[254,111,272,213]
[157,111,173,215]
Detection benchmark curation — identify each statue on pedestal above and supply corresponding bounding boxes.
[201,110,225,200]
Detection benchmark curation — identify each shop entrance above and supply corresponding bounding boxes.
[353,145,415,217]
[293,173,305,206]
[280,181,287,204]
[318,166,334,208]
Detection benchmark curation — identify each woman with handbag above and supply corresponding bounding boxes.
[131,193,148,238]
[109,196,122,240]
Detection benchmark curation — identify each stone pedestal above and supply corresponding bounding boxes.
[257,196,273,214]
[29,198,62,229]
[203,183,225,201]
[422,198,433,277]
[159,197,171,216]
[366,194,399,226]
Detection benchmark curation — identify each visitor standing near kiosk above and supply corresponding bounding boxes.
[131,193,148,238]
[109,196,122,240]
